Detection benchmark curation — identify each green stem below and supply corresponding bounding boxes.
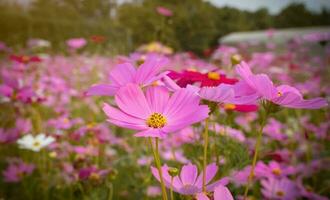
[149,137,168,200]
[170,177,174,200]
[243,112,268,199]
[202,118,209,193]
[107,183,113,200]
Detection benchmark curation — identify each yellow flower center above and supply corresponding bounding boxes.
[33,141,41,147]
[207,72,220,80]
[272,168,282,175]
[146,113,167,128]
[276,190,285,197]
[224,103,236,110]
[277,91,282,97]
[63,118,70,124]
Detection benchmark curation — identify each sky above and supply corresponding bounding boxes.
[207,0,330,14]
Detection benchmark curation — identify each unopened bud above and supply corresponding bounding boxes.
[168,167,179,177]
[231,54,242,66]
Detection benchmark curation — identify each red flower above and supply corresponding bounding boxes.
[222,103,258,112]
[168,70,238,87]
[10,55,41,64]
[90,35,106,44]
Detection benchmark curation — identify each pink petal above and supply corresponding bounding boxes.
[199,84,234,103]
[206,177,229,191]
[151,165,182,192]
[250,74,277,100]
[115,84,151,119]
[109,63,136,86]
[134,56,168,85]
[214,185,234,200]
[162,75,181,91]
[273,93,328,109]
[196,193,210,200]
[134,128,167,138]
[85,84,117,96]
[0,84,13,97]
[163,88,208,124]
[180,163,198,186]
[195,163,218,187]
[102,103,146,130]
[145,86,169,113]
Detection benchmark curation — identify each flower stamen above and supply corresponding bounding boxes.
[146,113,167,128]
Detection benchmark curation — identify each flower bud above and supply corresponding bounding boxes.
[168,167,179,177]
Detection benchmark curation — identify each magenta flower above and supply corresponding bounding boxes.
[235,61,328,109]
[87,55,168,96]
[164,75,257,105]
[156,6,173,17]
[66,38,87,49]
[261,177,300,200]
[151,163,228,195]
[2,159,34,183]
[103,84,209,138]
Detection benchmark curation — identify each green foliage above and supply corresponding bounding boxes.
[0,0,329,54]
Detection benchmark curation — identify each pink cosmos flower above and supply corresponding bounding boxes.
[164,75,256,105]
[146,186,161,197]
[255,161,296,178]
[235,61,328,109]
[261,177,300,200]
[196,185,234,200]
[151,163,228,196]
[264,118,288,141]
[66,38,87,49]
[2,159,34,183]
[86,55,168,96]
[156,6,173,17]
[103,84,209,138]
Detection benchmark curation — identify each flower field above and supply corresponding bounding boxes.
[0,31,329,200]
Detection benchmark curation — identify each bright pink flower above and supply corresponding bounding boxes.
[9,55,42,64]
[261,177,300,200]
[66,38,87,49]
[156,6,173,17]
[164,75,256,105]
[87,55,168,96]
[168,70,238,87]
[235,61,328,109]
[103,84,209,138]
[151,163,228,195]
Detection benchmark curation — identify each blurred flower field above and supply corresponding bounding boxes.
[0,29,330,200]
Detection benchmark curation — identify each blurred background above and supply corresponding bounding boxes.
[1,0,330,55]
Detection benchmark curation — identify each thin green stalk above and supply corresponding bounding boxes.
[107,183,113,200]
[202,118,209,193]
[149,138,168,200]
[170,177,174,200]
[243,112,268,199]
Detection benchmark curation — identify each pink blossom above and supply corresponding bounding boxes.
[156,6,173,17]
[2,159,34,183]
[102,84,209,138]
[261,177,300,200]
[151,163,228,195]
[66,38,87,49]
[235,61,328,109]
[86,55,168,96]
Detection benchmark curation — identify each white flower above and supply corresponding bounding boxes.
[17,133,55,152]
